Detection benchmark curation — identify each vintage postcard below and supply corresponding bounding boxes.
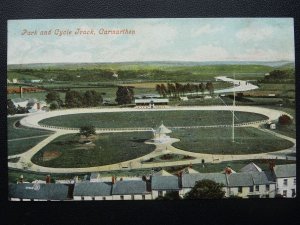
[7,18,296,201]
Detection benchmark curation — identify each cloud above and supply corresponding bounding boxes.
[192,24,224,36]
[189,44,230,61]
[236,26,274,42]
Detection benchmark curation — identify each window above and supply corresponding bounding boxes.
[81,196,84,201]
[283,190,287,197]
[238,187,242,193]
[266,184,270,191]
[131,195,134,200]
[142,195,145,200]
[283,179,288,186]
[265,194,269,198]
[92,197,95,201]
[294,179,296,185]
[120,195,124,200]
[255,185,259,192]
[102,197,106,200]
[292,189,296,197]
[249,186,253,192]
[158,191,163,197]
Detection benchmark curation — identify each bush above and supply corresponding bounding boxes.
[278,114,292,125]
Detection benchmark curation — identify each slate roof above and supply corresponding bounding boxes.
[182,173,227,188]
[73,182,112,196]
[151,176,180,190]
[152,170,173,176]
[90,173,100,180]
[240,162,262,173]
[9,183,69,200]
[112,180,149,195]
[273,164,296,178]
[251,171,276,185]
[227,173,253,187]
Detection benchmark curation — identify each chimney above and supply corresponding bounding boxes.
[112,176,115,184]
[46,175,51,184]
[225,167,232,175]
[120,177,123,181]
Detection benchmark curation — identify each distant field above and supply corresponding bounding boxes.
[7,63,272,83]
[172,127,294,154]
[39,111,268,128]
[31,132,155,168]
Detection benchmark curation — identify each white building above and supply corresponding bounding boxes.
[180,172,228,197]
[273,164,296,198]
[151,170,180,199]
[112,180,152,200]
[73,182,113,201]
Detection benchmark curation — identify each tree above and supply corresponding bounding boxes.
[79,125,96,138]
[199,83,205,95]
[65,90,83,108]
[184,179,225,199]
[83,90,103,107]
[278,114,292,125]
[206,82,214,96]
[115,86,134,105]
[156,191,182,200]
[7,99,17,115]
[49,101,59,110]
[45,91,63,106]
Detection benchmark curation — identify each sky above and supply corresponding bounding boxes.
[7,18,295,64]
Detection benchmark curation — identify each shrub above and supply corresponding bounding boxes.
[278,114,292,125]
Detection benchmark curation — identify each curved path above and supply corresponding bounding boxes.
[8,105,295,173]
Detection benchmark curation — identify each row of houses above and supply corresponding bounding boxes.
[8,163,296,201]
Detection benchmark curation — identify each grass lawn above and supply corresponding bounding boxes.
[31,132,155,168]
[8,117,52,140]
[39,110,268,128]
[8,136,50,156]
[172,127,294,154]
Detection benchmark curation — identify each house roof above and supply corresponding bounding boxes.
[90,173,101,180]
[73,182,112,196]
[227,173,253,187]
[182,167,200,174]
[9,183,69,200]
[112,180,149,195]
[182,173,227,188]
[151,176,180,190]
[152,169,173,176]
[240,162,262,173]
[251,171,276,185]
[273,164,296,178]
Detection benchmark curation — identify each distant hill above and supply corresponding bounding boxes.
[7,60,294,70]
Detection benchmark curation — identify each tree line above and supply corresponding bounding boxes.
[155,82,214,98]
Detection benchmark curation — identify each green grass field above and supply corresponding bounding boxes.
[8,137,50,156]
[172,127,294,154]
[39,110,268,128]
[31,132,155,168]
[8,117,52,140]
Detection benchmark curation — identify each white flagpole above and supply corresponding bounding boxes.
[232,73,235,143]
